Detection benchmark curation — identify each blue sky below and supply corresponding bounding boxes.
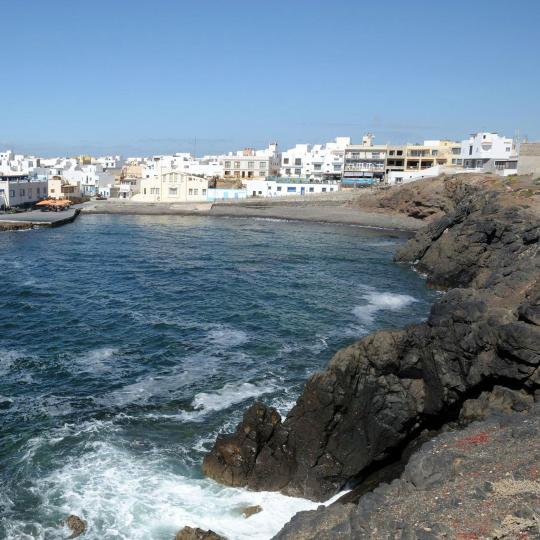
[1,0,539,156]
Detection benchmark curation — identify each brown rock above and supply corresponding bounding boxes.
[174,526,226,540]
[241,504,262,518]
[66,515,86,538]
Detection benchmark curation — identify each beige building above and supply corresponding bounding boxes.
[132,170,209,202]
[517,142,540,176]
[48,176,82,199]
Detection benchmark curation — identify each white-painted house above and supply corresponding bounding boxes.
[0,175,48,208]
[244,179,340,198]
[280,137,349,182]
[460,132,518,176]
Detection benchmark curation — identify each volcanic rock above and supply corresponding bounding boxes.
[66,515,86,538]
[203,177,539,504]
[174,526,226,540]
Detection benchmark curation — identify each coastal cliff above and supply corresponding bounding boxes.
[202,175,540,536]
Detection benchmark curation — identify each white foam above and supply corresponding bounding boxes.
[353,291,417,324]
[179,380,275,422]
[5,436,330,540]
[77,347,118,373]
[206,326,249,348]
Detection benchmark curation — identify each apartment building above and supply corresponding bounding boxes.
[342,134,387,185]
[133,169,209,202]
[222,144,280,180]
[280,137,349,182]
[460,132,518,175]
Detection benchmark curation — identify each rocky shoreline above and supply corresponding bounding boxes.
[202,175,540,538]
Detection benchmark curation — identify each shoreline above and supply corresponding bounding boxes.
[80,200,425,232]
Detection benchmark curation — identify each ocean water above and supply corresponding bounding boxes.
[0,215,437,540]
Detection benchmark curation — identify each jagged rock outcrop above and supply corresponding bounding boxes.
[203,178,540,504]
[274,405,540,539]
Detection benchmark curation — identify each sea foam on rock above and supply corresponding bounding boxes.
[203,177,539,508]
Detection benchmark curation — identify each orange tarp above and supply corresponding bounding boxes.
[36,199,72,207]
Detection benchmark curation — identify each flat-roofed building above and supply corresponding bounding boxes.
[0,175,48,208]
[133,169,208,202]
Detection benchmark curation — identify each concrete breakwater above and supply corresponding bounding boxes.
[202,175,540,538]
[0,208,80,230]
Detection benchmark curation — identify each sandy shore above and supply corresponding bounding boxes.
[80,199,424,231]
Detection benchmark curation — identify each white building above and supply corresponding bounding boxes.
[280,137,349,182]
[244,179,340,198]
[460,132,518,175]
[221,143,280,180]
[94,155,123,170]
[132,169,209,202]
[0,175,48,208]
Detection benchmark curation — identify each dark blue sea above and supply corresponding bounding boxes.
[0,215,437,539]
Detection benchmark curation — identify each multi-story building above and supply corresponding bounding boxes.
[222,143,280,180]
[0,175,48,208]
[342,134,387,186]
[460,132,518,175]
[133,169,209,202]
[280,137,349,182]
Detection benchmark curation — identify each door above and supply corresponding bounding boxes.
[301,187,305,195]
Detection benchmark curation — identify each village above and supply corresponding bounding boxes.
[1,131,540,211]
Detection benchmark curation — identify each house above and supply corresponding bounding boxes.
[460,132,518,175]
[244,178,339,197]
[0,175,48,208]
[221,143,280,180]
[280,137,349,183]
[133,169,209,202]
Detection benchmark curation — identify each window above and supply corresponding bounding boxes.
[194,189,198,195]
[169,187,177,196]
[234,161,240,168]
[28,189,32,197]
[294,158,301,166]
[150,187,160,195]
[258,191,262,195]
[322,187,327,192]
[452,147,461,155]
[314,164,321,171]
[287,187,296,192]
[143,188,147,194]
[224,170,230,176]
[283,158,289,164]
[469,145,473,155]
[389,150,395,156]
[50,188,55,194]
[202,189,207,195]
[225,161,231,168]
[294,168,301,175]
[20,189,25,196]
[309,187,314,192]
[259,162,266,169]
[334,164,341,171]
[397,150,403,156]
[248,162,254,169]
[505,147,510,152]
[189,188,193,195]
[285,168,291,175]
